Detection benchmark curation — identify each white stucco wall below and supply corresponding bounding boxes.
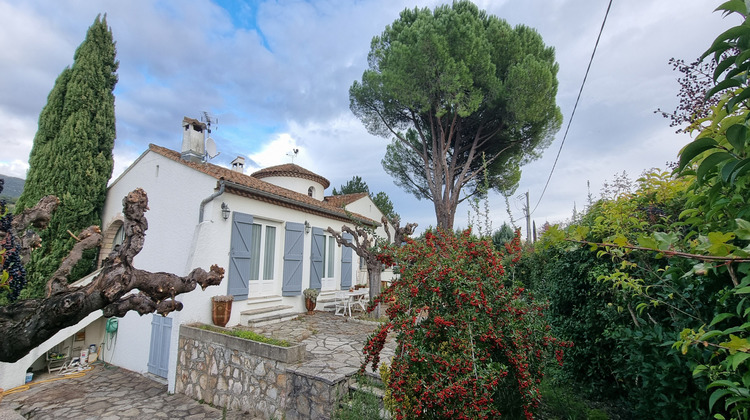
[99,150,366,392]
[0,310,103,390]
[259,175,326,200]
[101,151,226,391]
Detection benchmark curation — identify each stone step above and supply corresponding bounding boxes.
[240,305,294,317]
[316,291,337,303]
[239,305,298,327]
[246,312,300,327]
[244,295,283,305]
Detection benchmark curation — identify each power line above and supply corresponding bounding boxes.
[530,0,614,216]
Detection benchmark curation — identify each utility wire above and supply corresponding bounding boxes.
[530,0,614,216]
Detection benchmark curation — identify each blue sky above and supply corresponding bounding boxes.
[0,0,738,235]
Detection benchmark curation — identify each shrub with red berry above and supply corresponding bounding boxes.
[364,229,571,419]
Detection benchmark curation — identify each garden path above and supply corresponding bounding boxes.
[0,311,395,419]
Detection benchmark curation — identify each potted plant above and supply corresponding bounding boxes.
[211,295,233,327]
[303,288,319,314]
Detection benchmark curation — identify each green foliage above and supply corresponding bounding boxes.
[371,191,399,221]
[522,4,750,419]
[197,324,290,347]
[333,375,385,420]
[0,180,27,303]
[538,378,610,420]
[15,15,118,298]
[581,169,690,242]
[492,222,516,251]
[333,176,369,195]
[516,246,626,400]
[332,176,400,220]
[524,168,723,417]
[351,1,561,229]
[466,153,493,238]
[364,230,569,419]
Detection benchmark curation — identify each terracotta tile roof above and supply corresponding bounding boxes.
[147,144,376,226]
[251,163,330,189]
[325,192,369,208]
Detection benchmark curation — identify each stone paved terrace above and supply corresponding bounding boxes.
[252,311,396,382]
[0,311,395,419]
[1,365,246,420]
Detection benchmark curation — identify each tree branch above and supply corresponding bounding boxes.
[382,216,417,246]
[9,195,60,264]
[572,240,750,263]
[0,188,225,363]
[46,225,103,296]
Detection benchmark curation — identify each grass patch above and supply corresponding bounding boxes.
[538,378,611,420]
[197,324,291,347]
[333,374,385,420]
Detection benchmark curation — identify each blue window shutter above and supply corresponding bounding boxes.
[228,212,253,299]
[310,227,324,290]
[340,233,353,289]
[147,315,172,378]
[282,222,304,296]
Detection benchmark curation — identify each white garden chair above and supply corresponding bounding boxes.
[334,291,351,317]
[352,288,369,313]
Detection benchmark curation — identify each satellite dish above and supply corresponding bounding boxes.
[206,137,219,159]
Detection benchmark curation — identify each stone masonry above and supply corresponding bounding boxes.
[176,324,353,420]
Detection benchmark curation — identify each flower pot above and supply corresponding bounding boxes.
[305,297,316,314]
[211,297,233,327]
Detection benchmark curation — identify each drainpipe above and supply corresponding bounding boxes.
[198,179,225,223]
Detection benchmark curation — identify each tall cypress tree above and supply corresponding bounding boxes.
[16,15,118,298]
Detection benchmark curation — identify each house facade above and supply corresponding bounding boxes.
[96,117,393,391]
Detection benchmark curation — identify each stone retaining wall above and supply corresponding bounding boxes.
[176,324,351,419]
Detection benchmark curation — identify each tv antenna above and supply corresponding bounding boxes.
[201,111,220,160]
[286,148,299,163]
[201,111,217,134]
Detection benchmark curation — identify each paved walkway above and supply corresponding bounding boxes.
[0,311,395,419]
[253,311,395,382]
[1,365,245,419]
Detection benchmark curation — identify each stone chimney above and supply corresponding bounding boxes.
[231,156,245,173]
[181,116,206,163]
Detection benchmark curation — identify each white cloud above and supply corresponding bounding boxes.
[0,0,741,234]
[246,133,305,169]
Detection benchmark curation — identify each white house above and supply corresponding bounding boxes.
[92,117,393,392]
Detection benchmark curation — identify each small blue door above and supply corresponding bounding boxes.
[282,222,304,296]
[340,233,353,289]
[147,315,172,378]
[310,227,324,290]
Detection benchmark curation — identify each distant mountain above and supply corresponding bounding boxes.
[0,174,25,198]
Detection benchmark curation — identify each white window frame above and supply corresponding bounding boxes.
[249,222,278,282]
[322,235,336,279]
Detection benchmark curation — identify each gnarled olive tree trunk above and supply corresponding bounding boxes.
[0,188,224,363]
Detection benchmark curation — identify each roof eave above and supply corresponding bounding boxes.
[223,180,378,228]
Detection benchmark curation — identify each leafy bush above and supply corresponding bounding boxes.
[333,375,385,420]
[516,247,625,400]
[522,168,718,417]
[363,229,569,419]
